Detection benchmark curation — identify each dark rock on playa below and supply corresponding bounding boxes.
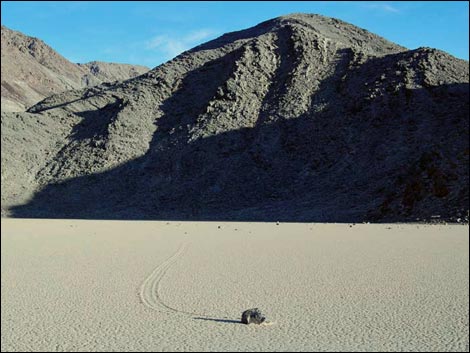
[241,308,266,325]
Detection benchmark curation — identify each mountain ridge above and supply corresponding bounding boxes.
[1,14,468,222]
[1,25,149,111]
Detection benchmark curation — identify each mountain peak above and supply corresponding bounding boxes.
[189,13,406,60]
[2,15,468,222]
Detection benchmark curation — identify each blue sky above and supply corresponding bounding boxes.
[1,1,468,68]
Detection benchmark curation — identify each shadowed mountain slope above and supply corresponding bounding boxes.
[2,14,468,222]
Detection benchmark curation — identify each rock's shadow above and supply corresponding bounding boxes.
[193,317,242,325]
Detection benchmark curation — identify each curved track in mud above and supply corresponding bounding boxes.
[139,242,191,313]
[138,241,274,325]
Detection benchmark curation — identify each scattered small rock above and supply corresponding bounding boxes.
[241,308,266,325]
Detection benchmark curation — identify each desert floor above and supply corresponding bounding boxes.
[1,219,468,352]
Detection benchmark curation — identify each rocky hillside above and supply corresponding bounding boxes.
[1,25,149,111]
[1,14,468,222]
[77,61,149,86]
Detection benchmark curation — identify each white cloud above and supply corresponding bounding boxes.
[145,29,219,59]
[184,29,217,42]
[146,35,169,49]
[381,4,400,13]
[362,2,400,14]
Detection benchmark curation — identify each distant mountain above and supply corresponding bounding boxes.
[77,61,150,86]
[0,25,149,111]
[1,14,468,222]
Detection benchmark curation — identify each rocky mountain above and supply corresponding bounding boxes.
[1,14,468,222]
[1,25,149,111]
[77,61,149,86]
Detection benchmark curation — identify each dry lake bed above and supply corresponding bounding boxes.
[1,219,468,351]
